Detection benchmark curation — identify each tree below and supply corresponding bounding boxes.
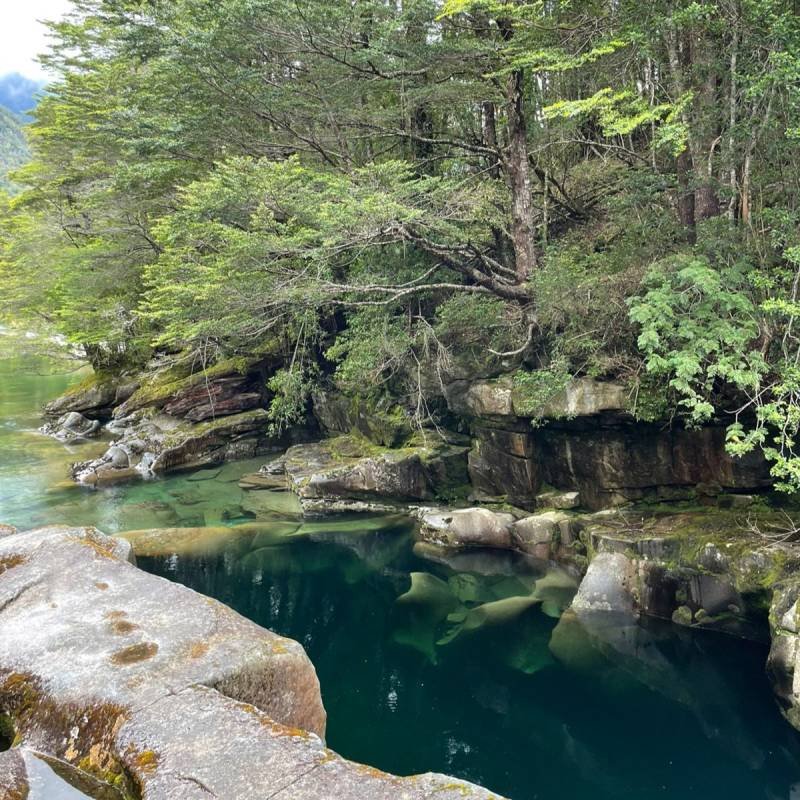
[5,0,800,482]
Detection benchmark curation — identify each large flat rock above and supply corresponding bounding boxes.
[0,526,506,799]
[117,686,504,799]
[284,435,469,512]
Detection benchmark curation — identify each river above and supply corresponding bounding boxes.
[1,355,799,799]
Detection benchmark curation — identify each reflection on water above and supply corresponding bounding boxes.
[2,357,800,799]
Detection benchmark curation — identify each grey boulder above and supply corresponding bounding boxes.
[418,507,515,550]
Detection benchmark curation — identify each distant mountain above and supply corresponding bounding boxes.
[0,73,46,117]
[0,106,29,193]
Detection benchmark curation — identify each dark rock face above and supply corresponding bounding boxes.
[163,375,263,421]
[313,389,413,447]
[0,526,505,800]
[467,425,539,506]
[537,422,771,509]
[446,377,771,510]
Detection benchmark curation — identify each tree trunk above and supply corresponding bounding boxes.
[677,148,697,244]
[505,67,537,282]
[482,100,501,179]
[665,23,697,240]
[411,103,434,167]
[741,150,752,226]
[482,99,514,268]
[727,13,739,222]
[692,66,721,221]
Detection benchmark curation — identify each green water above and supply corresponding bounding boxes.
[2,357,800,799]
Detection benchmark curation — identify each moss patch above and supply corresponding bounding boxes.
[110,643,158,666]
[123,345,277,414]
[0,670,139,798]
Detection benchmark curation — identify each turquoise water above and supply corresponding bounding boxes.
[2,357,800,799]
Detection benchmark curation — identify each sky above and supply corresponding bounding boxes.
[0,1,74,80]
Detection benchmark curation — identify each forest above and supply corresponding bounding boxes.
[2,0,800,487]
[7,4,800,798]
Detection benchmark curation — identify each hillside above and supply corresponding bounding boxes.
[0,72,43,116]
[0,106,28,193]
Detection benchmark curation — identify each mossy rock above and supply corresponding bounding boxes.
[313,390,414,447]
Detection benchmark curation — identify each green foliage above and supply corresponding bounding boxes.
[266,366,318,435]
[0,107,28,193]
[629,256,765,424]
[544,88,685,145]
[628,248,800,493]
[326,310,415,397]
[434,294,522,358]
[512,360,572,422]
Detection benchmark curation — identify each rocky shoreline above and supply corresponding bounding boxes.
[42,357,771,508]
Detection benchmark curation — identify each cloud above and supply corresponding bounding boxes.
[0,1,74,80]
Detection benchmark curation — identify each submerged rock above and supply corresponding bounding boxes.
[553,505,800,737]
[119,524,265,557]
[239,471,288,490]
[0,526,505,800]
[549,608,774,770]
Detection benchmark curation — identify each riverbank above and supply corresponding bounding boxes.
[3,356,800,799]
